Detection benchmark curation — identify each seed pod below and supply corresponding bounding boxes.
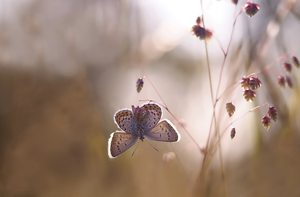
[232,0,238,5]
[286,76,293,88]
[292,56,299,68]
[240,75,261,90]
[268,106,278,122]
[136,77,144,93]
[283,62,292,72]
[244,2,260,17]
[192,17,212,40]
[248,76,262,90]
[243,89,256,102]
[226,102,236,117]
[230,128,236,139]
[277,75,286,87]
[261,115,271,130]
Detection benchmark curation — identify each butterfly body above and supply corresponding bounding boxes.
[131,105,147,141]
[108,103,180,158]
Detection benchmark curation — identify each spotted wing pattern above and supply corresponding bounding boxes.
[108,132,138,158]
[144,120,180,142]
[140,103,162,130]
[114,109,133,133]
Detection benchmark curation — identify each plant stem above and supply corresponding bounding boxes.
[197,5,243,197]
[144,78,204,153]
[197,1,227,196]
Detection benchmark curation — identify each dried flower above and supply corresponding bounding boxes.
[244,2,260,17]
[292,56,299,68]
[136,77,144,93]
[261,115,271,130]
[241,75,261,90]
[283,62,292,72]
[243,89,256,101]
[286,76,293,88]
[268,106,278,121]
[277,75,286,87]
[226,102,236,117]
[192,17,212,40]
[230,128,236,139]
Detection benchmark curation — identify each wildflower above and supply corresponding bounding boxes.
[230,128,236,139]
[277,75,286,87]
[192,17,212,40]
[136,77,144,93]
[292,56,299,68]
[268,106,277,121]
[244,2,260,17]
[226,102,236,117]
[243,89,256,101]
[286,76,293,88]
[261,115,271,129]
[283,62,292,72]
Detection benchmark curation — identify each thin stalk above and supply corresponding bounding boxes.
[208,104,268,165]
[198,5,243,197]
[197,1,227,196]
[144,79,203,153]
[215,10,242,100]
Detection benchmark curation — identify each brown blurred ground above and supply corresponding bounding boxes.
[0,67,108,196]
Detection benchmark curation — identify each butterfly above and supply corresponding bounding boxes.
[108,103,180,158]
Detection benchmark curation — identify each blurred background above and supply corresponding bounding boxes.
[0,0,300,196]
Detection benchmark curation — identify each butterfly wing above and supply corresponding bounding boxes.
[144,120,180,142]
[140,103,162,130]
[108,131,138,158]
[114,109,133,133]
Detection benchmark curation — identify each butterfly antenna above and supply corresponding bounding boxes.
[131,142,140,158]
